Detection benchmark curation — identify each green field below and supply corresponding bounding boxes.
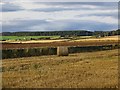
[0,35,94,41]
[0,36,60,41]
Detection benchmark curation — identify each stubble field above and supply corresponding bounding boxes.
[2,49,118,88]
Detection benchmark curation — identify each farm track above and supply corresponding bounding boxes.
[2,40,118,49]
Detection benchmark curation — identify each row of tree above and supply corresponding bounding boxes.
[2,29,120,37]
[94,29,120,37]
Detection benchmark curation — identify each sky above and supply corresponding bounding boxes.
[1,1,118,32]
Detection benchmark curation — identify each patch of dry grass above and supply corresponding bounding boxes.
[2,49,118,88]
[2,39,70,44]
[74,35,119,42]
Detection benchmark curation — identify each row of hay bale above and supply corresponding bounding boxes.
[2,47,57,59]
[68,44,119,53]
[2,44,119,59]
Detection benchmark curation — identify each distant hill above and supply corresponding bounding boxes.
[1,30,93,36]
[1,29,120,37]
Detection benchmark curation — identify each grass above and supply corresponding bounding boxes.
[2,49,118,88]
[0,36,60,41]
[71,36,93,40]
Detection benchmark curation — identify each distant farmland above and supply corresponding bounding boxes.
[2,39,118,49]
[1,36,119,49]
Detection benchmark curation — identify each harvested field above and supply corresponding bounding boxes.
[1,39,69,44]
[74,36,119,42]
[2,49,118,88]
[2,40,118,49]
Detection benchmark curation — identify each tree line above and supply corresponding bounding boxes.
[2,29,120,37]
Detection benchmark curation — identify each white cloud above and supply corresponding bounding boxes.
[3,0,119,2]
[0,2,5,5]
[14,2,53,10]
[2,2,118,32]
[3,9,117,25]
[78,16,117,24]
[80,5,99,9]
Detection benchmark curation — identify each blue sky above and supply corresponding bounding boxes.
[1,1,118,32]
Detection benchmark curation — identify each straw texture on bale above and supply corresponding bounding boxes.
[57,46,68,56]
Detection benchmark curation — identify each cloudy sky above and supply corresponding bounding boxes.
[1,1,118,32]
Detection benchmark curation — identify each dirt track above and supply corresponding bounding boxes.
[2,40,118,49]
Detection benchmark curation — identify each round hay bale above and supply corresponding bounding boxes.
[2,50,7,59]
[42,47,49,55]
[48,47,57,55]
[34,48,42,56]
[28,48,37,56]
[57,46,68,56]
